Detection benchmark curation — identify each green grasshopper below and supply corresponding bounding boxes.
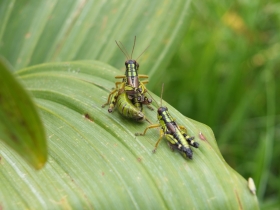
[102,84,151,123]
[135,84,199,159]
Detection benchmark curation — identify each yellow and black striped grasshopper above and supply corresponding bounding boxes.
[113,36,152,109]
[135,84,199,159]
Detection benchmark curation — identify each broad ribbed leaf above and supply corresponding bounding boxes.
[0,0,191,85]
[0,58,47,169]
[0,61,259,209]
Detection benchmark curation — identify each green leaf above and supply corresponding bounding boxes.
[0,0,191,84]
[0,58,47,169]
[0,61,259,209]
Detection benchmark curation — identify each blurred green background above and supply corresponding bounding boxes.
[151,1,279,208]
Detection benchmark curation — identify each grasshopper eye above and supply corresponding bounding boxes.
[133,60,139,69]
[158,107,165,115]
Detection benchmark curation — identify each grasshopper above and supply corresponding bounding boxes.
[135,84,199,159]
[114,36,152,107]
[102,84,151,123]
[102,37,156,122]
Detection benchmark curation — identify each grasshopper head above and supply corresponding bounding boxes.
[125,60,139,70]
[157,107,168,115]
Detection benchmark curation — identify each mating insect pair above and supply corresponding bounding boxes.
[102,37,152,123]
[102,38,199,159]
[103,84,200,159]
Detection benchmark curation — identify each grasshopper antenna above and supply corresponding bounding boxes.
[119,41,131,60]
[160,83,164,107]
[145,117,152,124]
[115,40,129,60]
[131,36,136,60]
[135,44,150,61]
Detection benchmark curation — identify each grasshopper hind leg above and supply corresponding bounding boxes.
[184,135,199,148]
[179,126,199,148]
[166,139,194,159]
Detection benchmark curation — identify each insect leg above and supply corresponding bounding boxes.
[102,89,119,113]
[138,74,149,79]
[135,124,160,136]
[115,75,126,79]
[152,129,165,153]
[136,82,153,109]
[178,125,199,148]
[140,80,149,85]
[115,81,124,90]
[102,88,118,107]
[165,134,180,151]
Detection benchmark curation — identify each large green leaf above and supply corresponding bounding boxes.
[0,61,259,209]
[0,0,191,84]
[0,58,47,169]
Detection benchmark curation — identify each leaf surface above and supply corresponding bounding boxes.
[0,58,47,169]
[0,61,259,209]
[0,0,191,85]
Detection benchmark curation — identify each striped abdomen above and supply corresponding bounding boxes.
[117,92,145,122]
